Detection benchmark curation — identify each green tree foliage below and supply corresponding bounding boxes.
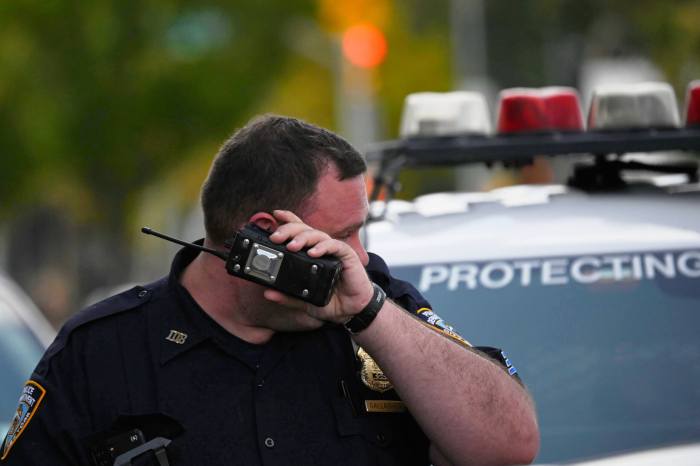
[485,0,700,91]
[0,0,313,228]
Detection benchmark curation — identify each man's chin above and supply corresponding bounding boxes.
[243,290,326,332]
[257,309,326,333]
[270,317,326,333]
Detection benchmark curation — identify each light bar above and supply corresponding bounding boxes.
[587,82,680,130]
[399,91,491,137]
[496,87,584,134]
[685,80,700,127]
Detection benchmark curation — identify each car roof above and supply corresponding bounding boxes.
[563,442,700,466]
[365,183,700,265]
[0,271,56,348]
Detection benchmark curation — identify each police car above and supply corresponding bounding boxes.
[0,272,55,438]
[364,82,700,464]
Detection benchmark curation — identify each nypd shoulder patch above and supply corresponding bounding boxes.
[1,380,46,460]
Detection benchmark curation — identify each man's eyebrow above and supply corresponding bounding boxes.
[332,221,365,237]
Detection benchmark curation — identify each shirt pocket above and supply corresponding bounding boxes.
[331,395,430,466]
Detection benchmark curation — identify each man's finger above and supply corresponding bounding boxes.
[284,229,331,251]
[269,222,312,243]
[307,238,356,261]
[273,209,302,223]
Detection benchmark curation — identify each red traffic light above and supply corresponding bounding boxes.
[342,22,387,69]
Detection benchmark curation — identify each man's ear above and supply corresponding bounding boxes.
[248,212,278,233]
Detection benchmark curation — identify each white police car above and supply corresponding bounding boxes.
[364,81,700,464]
[0,272,55,438]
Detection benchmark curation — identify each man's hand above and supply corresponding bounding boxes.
[256,210,540,464]
[262,210,374,324]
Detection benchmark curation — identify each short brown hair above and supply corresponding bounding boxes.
[201,115,366,244]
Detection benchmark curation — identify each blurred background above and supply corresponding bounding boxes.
[1,0,699,327]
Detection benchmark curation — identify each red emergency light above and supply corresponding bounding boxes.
[496,87,584,134]
[685,80,700,127]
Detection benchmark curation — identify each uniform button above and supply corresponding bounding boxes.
[257,379,264,388]
[138,290,148,298]
[264,437,275,448]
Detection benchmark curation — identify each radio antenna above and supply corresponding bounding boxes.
[141,227,228,261]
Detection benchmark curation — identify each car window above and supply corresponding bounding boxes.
[389,248,700,463]
[0,313,47,436]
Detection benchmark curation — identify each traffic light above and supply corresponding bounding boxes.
[341,22,387,69]
[318,0,389,69]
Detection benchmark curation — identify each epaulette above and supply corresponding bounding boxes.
[39,277,167,365]
[366,252,472,347]
[366,252,432,312]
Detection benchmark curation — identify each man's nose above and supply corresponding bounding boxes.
[347,233,369,266]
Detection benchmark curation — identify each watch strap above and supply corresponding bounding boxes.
[344,282,386,334]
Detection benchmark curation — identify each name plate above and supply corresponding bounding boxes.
[364,400,406,413]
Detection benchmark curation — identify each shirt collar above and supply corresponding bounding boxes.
[157,243,210,365]
[157,242,299,370]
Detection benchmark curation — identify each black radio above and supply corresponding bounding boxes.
[142,224,342,307]
[85,413,182,466]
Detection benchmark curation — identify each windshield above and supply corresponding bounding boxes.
[0,324,45,436]
[389,248,700,463]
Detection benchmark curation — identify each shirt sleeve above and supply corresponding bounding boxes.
[366,252,471,346]
[1,334,92,465]
[366,252,521,379]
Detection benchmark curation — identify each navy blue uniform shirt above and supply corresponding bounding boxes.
[1,247,518,465]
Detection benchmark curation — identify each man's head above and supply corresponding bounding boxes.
[201,115,367,245]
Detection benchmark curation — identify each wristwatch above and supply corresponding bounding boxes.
[344,282,386,334]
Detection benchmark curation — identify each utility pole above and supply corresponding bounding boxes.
[450,0,496,191]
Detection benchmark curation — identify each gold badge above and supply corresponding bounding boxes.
[357,347,393,393]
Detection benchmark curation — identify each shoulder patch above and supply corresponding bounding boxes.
[1,380,46,460]
[475,346,521,379]
[415,308,471,347]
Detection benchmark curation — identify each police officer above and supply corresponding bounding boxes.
[1,116,539,465]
